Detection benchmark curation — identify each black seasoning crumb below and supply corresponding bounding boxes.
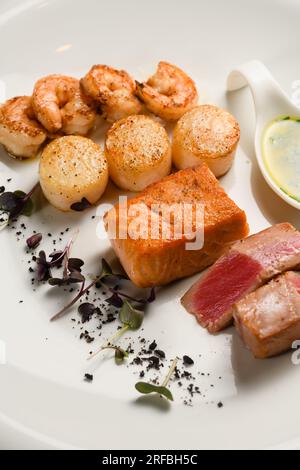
[19,300,23,304]
[84,373,93,382]
[139,370,145,378]
[217,402,223,408]
[182,370,192,380]
[133,356,142,365]
[149,340,157,351]
[80,331,95,343]
[183,355,194,366]
[7,178,11,182]
[147,355,160,370]
[155,349,165,359]
[0,186,5,193]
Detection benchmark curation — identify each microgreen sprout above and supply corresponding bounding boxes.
[0,182,39,229]
[70,197,92,212]
[88,300,144,361]
[35,234,78,282]
[50,258,154,321]
[99,345,129,365]
[135,357,179,401]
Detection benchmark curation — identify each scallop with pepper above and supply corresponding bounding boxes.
[172,105,240,177]
[105,115,171,191]
[39,136,108,211]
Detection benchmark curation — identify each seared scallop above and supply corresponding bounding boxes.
[39,136,108,211]
[105,115,171,191]
[172,105,240,177]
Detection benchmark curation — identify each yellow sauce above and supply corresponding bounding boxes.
[262,116,300,202]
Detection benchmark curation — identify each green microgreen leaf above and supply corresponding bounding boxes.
[119,300,144,330]
[88,344,128,364]
[88,302,144,361]
[114,347,128,365]
[134,357,179,402]
[135,382,173,401]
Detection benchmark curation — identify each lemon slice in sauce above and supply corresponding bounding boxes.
[262,116,300,202]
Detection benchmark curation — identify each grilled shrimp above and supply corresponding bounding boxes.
[32,75,96,135]
[81,65,142,122]
[0,96,47,158]
[136,61,198,121]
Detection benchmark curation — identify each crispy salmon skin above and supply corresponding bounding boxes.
[104,164,248,287]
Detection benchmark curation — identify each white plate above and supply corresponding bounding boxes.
[1,0,300,450]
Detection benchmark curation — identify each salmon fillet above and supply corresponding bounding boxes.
[234,271,300,358]
[182,223,300,333]
[104,164,248,287]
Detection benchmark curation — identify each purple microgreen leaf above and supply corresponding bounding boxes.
[0,191,21,213]
[26,233,42,249]
[67,270,85,283]
[0,183,39,221]
[107,287,148,306]
[49,250,63,259]
[48,277,65,286]
[48,250,64,268]
[105,292,124,308]
[99,258,113,278]
[17,192,34,217]
[70,197,91,212]
[49,255,152,322]
[78,302,100,323]
[68,258,84,272]
[48,270,85,287]
[50,279,96,321]
[36,250,51,281]
[147,287,156,303]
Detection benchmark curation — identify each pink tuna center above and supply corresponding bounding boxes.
[193,251,262,322]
